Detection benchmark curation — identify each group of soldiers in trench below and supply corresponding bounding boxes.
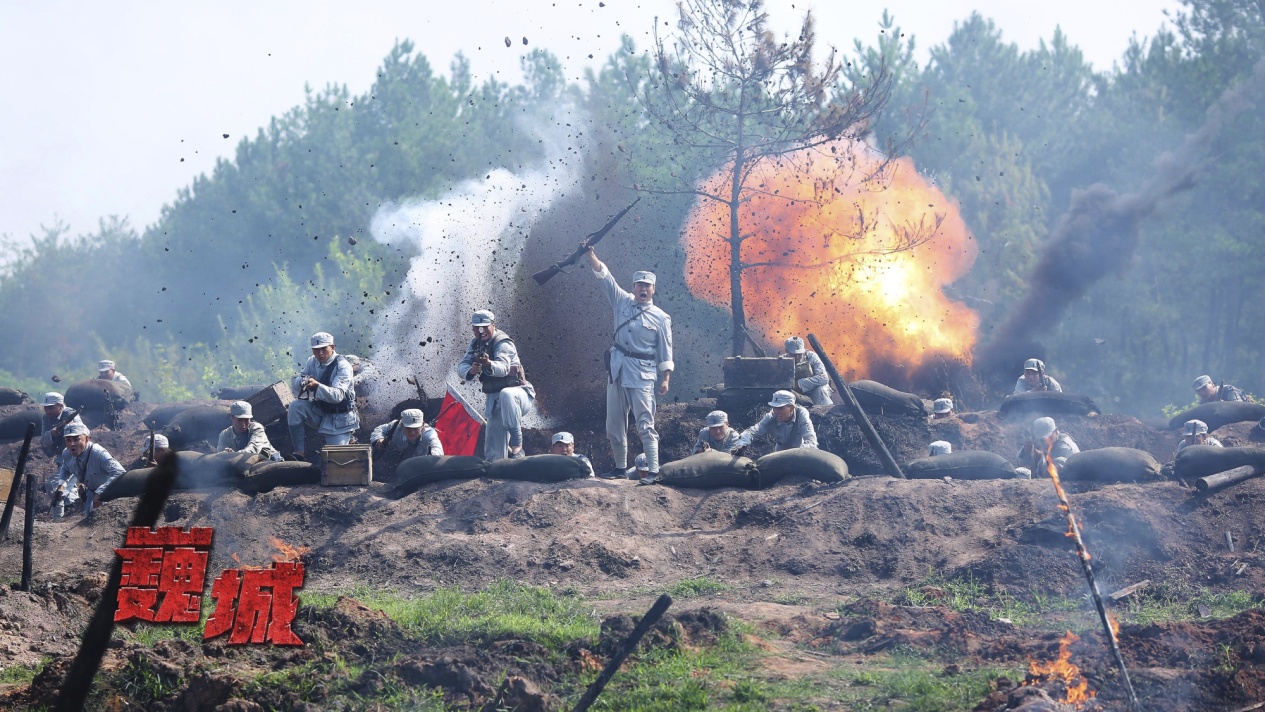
[33,245,1254,518]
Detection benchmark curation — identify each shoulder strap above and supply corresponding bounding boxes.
[614,305,649,340]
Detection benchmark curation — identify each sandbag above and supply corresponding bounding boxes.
[848,380,927,417]
[101,451,255,501]
[0,408,42,442]
[0,387,30,406]
[164,405,232,449]
[1174,445,1265,481]
[905,451,1016,480]
[755,448,849,486]
[242,461,322,493]
[215,385,270,401]
[144,403,197,430]
[391,456,488,497]
[486,454,591,483]
[999,391,1100,421]
[1167,401,1265,433]
[65,379,132,412]
[1060,447,1161,483]
[657,450,759,490]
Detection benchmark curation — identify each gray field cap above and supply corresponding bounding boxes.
[98,359,115,371]
[551,431,575,445]
[933,398,953,414]
[1031,416,1058,440]
[44,392,64,406]
[471,310,495,326]
[632,271,656,285]
[705,410,729,427]
[634,453,649,469]
[310,332,335,348]
[769,390,796,408]
[1023,358,1044,372]
[1192,374,1213,391]
[63,420,89,438]
[784,336,806,354]
[400,409,426,428]
[929,441,953,456]
[153,434,169,449]
[1183,419,1209,436]
[230,401,253,419]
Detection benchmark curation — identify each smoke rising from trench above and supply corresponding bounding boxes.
[369,112,586,409]
[977,58,1265,381]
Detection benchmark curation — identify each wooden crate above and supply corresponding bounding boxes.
[320,445,372,486]
[245,381,295,425]
[722,356,795,389]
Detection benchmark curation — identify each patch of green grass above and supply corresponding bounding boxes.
[881,570,1085,629]
[115,657,181,705]
[1122,584,1263,625]
[0,659,45,685]
[665,576,733,598]
[770,591,809,606]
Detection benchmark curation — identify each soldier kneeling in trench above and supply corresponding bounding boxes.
[692,410,741,454]
[734,390,819,452]
[371,408,443,468]
[218,401,281,461]
[548,432,593,477]
[1176,419,1222,456]
[51,420,125,518]
[1018,416,1079,474]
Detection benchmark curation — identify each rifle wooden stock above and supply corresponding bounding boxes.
[532,197,640,286]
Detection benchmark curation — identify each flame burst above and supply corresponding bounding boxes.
[271,537,311,563]
[682,138,978,378]
[1028,631,1096,705]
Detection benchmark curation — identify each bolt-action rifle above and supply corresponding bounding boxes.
[531,198,640,285]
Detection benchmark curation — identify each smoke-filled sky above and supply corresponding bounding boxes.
[1,0,1178,246]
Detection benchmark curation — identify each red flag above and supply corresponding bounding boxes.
[434,384,484,457]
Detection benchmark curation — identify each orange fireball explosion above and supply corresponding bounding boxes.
[682,138,978,378]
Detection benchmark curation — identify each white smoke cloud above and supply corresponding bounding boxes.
[368,110,586,413]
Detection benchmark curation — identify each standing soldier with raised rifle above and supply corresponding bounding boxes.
[583,246,674,480]
[457,310,535,461]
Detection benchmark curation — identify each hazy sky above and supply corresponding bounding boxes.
[0,0,1180,245]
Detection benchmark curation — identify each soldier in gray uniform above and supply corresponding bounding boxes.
[626,453,651,480]
[288,331,359,460]
[218,401,281,460]
[584,247,674,479]
[784,337,832,405]
[736,390,818,451]
[693,410,742,454]
[51,420,125,518]
[371,408,444,465]
[549,432,594,477]
[97,359,133,391]
[1013,358,1063,394]
[929,440,953,456]
[932,398,954,419]
[457,310,535,461]
[1176,419,1223,455]
[1192,374,1248,403]
[1018,416,1079,473]
[39,392,79,458]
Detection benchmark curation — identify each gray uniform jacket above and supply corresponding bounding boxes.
[1202,384,1247,403]
[737,406,819,451]
[217,422,277,457]
[1176,436,1223,454]
[795,352,831,397]
[293,354,360,433]
[55,442,126,500]
[574,454,595,477]
[693,426,743,454]
[1018,433,1080,468]
[593,265,674,388]
[40,407,79,454]
[457,334,536,399]
[370,420,445,458]
[1013,376,1063,394]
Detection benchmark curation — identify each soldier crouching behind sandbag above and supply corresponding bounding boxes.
[1175,418,1222,456]
[40,391,79,460]
[1014,358,1063,394]
[693,410,741,454]
[288,331,360,461]
[932,398,954,419]
[735,390,819,452]
[371,408,443,465]
[218,401,281,461]
[549,432,594,477]
[784,336,833,405]
[929,441,953,456]
[457,310,535,461]
[51,420,125,518]
[1018,416,1079,474]
[1191,374,1248,404]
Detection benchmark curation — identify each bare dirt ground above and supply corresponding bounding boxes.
[0,399,1262,710]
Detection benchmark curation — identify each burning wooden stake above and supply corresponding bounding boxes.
[1041,444,1140,711]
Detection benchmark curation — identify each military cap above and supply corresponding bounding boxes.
[1031,416,1058,440]
[632,271,656,285]
[153,434,169,449]
[230,401,253,419]
[784,336,806,354]
[471,310,496,326]
[634,453,649,470]
[705,410,729,427]
[98,359,116,372]
[551,431,575,445]
[929,441,953,456]
[933,398,954,414]
[400,409,426,428]
[1023,358,1045,372]
[63,419,89,438]
[1192,374,1213,391]
[1183,419,1209,436]
[43,392,64,406]
[310,332,335,348]
[768,390,796,408]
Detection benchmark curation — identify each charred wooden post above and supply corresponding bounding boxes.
[21,476,34,591]
[54,452,178,712]
[570,594,673,712]
[0,423,36,542]
[806,334,905,479]
[1196,465,1263,493]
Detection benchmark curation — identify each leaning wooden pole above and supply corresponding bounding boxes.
[55,453,178,712]
[807,334,904,479]
[0,423,36,541]
[571,594,674,712]
[20,477,34,591]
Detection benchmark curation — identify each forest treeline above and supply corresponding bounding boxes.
[0,0,1260,416]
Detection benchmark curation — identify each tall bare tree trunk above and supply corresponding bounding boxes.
[729,110,748,357]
